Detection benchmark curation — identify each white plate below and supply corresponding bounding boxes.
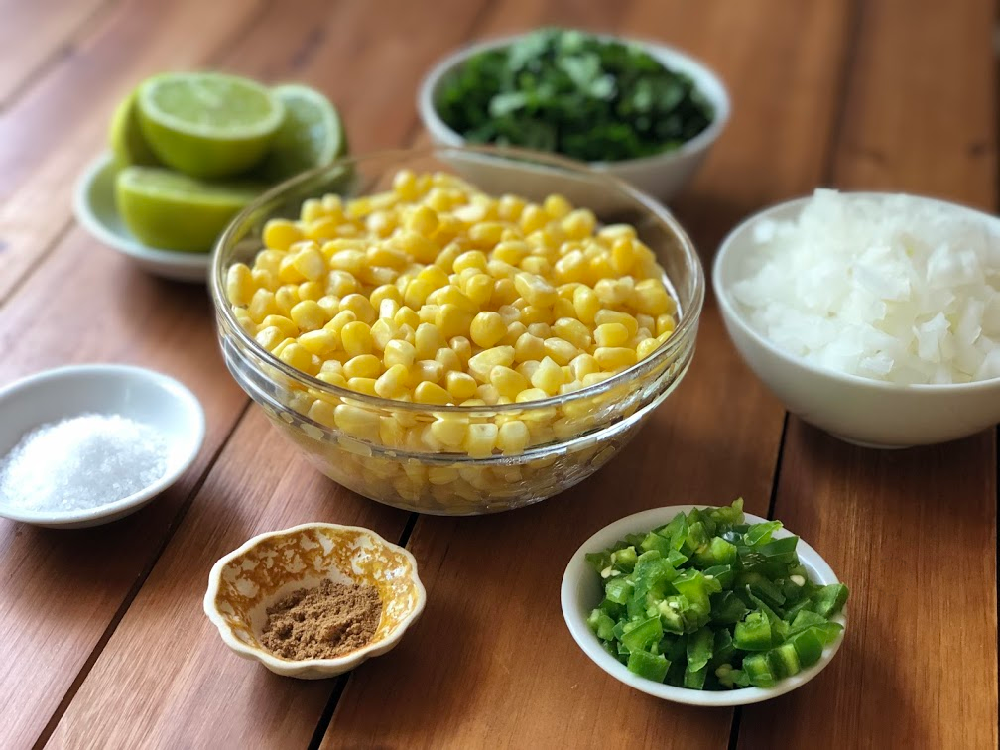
[561,504,846,706]
[0,364,205,528]
[72,154,211,283]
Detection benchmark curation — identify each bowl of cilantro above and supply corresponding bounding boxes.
[419,28,729,202]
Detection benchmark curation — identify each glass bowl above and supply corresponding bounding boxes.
[210,145,704,515]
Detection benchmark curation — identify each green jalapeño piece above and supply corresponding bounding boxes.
[584,499,847,690]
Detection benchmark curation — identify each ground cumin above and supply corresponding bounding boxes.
[260,579,382,660]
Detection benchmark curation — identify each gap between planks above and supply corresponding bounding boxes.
[30,400,252,750]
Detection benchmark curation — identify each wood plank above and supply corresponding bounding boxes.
[0,0,117,107]
[737,0,999,748]
[0,0,266,304]
[0,234,247,750]
[47,410,408,750]
[41,0,497,746]
[322,1,853,747]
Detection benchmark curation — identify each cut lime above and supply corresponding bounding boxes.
[136,72,285,179]
[109,90,160,169]
[256,84,348,183]
[115,166,261,253]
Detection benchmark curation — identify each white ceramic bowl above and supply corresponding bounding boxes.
[562,505,846,707]
[0,364,205,528]
[713,194,1000,448]
[418,34,729,202]
[204,523,427,680]
[73,154,210,283]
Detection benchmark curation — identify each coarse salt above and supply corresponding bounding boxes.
[0,414,169,513]
[731,190,1000,384]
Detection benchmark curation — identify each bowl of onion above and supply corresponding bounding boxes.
[713,189,1000,448]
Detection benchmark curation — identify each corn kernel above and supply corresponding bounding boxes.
[468,346,515,383]
[263,219,304,252]
[531,356,566,395]
[493,240,529,265]
[497,420,530,454]
[261,314,299,339]
[636,337,660,360]
[411,359,443,385]
[346,377,378,396]
[465,273,494,306]
[449,336,472,366]
[595,310,638,337]
[515,387,549,403]
[344,354,381,380]
[251,268,277,291]
[436,347,462,372]
[379,415,407,447]
[594,346,638,371]
[341,321,373,356]
[289,300,325,331]
[469,312,506,348]
[543,337,578,366]
[334,404,379,439]
[514,272,558,307]
[570,353,600,380]
[553,317,591,350]
[279,343,316,373]
[427,417,465,450]
[464,423,498,458]
[375,364,410,398]
[632,278,675,315]
[543,194,572,219]
[298,329,339,356]
[594,322,628,348]
[561,208,596,240]
[657,313,677,337]
[274,285,300,316]
[384,339,416,369]
[394,306,420,331]
[445,371,478,400]
[436,304,473,339]
[413,381,452,405]
[326,270,358,298]
[255,325,284,351]
[226,263,254,306]
[570,285,600,325]
[489,366,528,399]
[476,383,501,404]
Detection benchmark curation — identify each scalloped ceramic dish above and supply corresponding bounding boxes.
[204,523,426,679]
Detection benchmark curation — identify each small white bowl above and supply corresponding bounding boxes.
[562,505,846,707]
[0,364,205,528]
[418,34,729,202]
[73,154,210,283]
[713,194,1000,448]
[204,523,427,680]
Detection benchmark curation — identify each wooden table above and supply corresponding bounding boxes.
[0,1,996,748]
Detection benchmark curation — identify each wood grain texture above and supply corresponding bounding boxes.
[0,232,247,749]
[0,0,266,303]
[39,0,494,746]
[47,410,409,750]
[0,0,118,107]
[321,1,853,747]
[737,0,999,748]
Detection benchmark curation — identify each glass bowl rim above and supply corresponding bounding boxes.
[210,143,705,414]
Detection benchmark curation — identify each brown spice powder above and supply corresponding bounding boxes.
[260,579,382,661]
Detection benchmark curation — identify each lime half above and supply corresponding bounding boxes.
[109,90,160,169]
[136,72,285,179]
[256,84,347,183]
[115,166,260,253]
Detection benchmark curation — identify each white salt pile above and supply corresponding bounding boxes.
[731,190,1000,384]
[0,414,169,513]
